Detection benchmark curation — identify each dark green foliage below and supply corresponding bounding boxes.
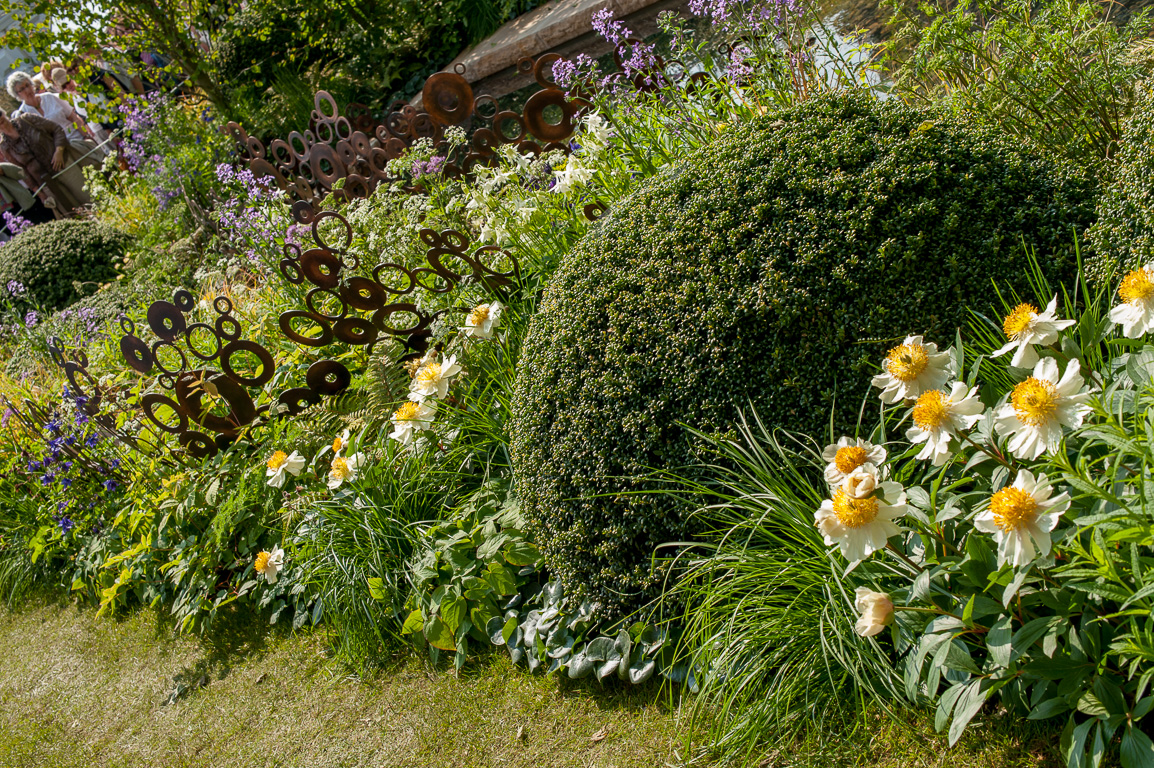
[0,220,127,311]
[1088,79,1154,283]
[511,92,1097,619]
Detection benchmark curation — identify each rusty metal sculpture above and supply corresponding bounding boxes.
[225,56,588,224]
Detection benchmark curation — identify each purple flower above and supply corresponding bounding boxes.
[728,45,755,82]
[40,473,55,486]
[2,210,31,237]
[60,477,72,488]
[103,479,117,492]
[24,310,38,327]
[591,9,631,46]
[58,516,74,534]
[27,460,40,472]
[5,280,24,297]
[85,434,100,448]
[1,407,11,427]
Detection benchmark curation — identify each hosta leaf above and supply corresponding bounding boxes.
[424,617,456,651]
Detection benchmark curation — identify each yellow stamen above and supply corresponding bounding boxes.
[885,343,928,383]
[468,304,490,327]
[1011,377,1059,426]
[416,362,442,385]
[394,401,421,422]
[831,488,880,529]
[834,446,868,474]
[1003,303,1038,339]
[989,487,1038,533]
[913,390,950,432]
[266,451,288,471]
[332,436,344,453]
[1119,268,1154,304]
[329,456,352,481]
[254,551,271,573]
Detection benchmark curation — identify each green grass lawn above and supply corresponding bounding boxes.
[0,599,1065,767]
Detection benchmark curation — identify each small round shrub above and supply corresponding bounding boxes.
[0,219,127,311]
[511,92,1097,619]
[1088,79,1154,283]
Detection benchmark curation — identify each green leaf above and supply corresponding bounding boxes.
[1028,697,1071,720]
[441,595,466,635]
[367,577,387,602]
[483,562,517,595]
[424,617,456,651]
[988,616,1013,668]
[1012,616,1060,662]
[401,609,424,635]
[1121,726,1154,768]
[502,540,541,567]
[949,679,993,746]
[476,532,510,561]
[936,682,967,732]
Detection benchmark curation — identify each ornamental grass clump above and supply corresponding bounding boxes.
[511,91,1096,619]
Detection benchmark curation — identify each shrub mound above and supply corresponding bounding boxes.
[0,219,126,310]
[511,92,1096,619]
[1088,79,1154,283]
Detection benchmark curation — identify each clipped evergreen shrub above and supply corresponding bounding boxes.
[0,219,126,311]
[511,92,1097,619]
[1088,79,1154,283]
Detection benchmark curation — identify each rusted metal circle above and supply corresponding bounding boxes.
[280,258,305,285]
[220,340,275,387]
[46,335,65,366]
[309,143,345,189]
[384,114,409,139]
[120,335,153,373]
[534,53,564,89]
[270,139,295,168]
[277,386,322,416]
[442,229,469,251]
[472,128,499,155]
[311,211,353,251]
[410,112,437,139]
[369,148,390,178]
[333,317,378,345]
[119,315,136,335]
[213,296,233,315]
[216,314,242,341]
[335,139,357,167]
[279,311,333,347]
[305,287,348,321]
[335,116,352,141]
[523,89,575,143]
[173,289,195,313]
[384,137,407,159]
[423,72,474,125]
[517,139,542,157]
[288,131,311,162]
[141,393,188,434]
[584,201,609,220]
[306,359,351,395]
[473,94,499,121]
[250,158,287,190]
[246,136,265,159]
[151,340,188,375]
[63,361,101,409]
[299,248,342,289]
[315,90,340,121]
[344,173,371,199]
[315,120,335,145]
[147,301,187,342]
[349,131,371,157]
[516,56,534,75]
[372,263,417,295]
[185,322,222,361]
[342,276,389,310]
[292,200,315,225]
[493,111,525,143]
[180,430,218,459]
[372,303,426,335]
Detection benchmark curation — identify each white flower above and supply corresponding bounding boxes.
[409,354,462,402]
[853,588,894,638]
[389,400,437,447]
[265,450,306,488]
[582,112,612,147]
[974,470,1070,568]
[463,301,503,340]
[822,437,887,485]
[1109,265,1154,338]
[992,296,1075,368]
[552,156,593,195]
[905,382,985,466]
[814,480,907,563]
[255,545,285,584]
[331,429,350,455]
[327,452,364,489]
[993,357,1093,461]
[871,335,954,404]
[841,463,881,499]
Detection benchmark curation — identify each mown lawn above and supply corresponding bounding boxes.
[0,600,1063,767]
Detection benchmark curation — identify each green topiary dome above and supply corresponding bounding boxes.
[510,92,1097,619]
[0,219,127,311]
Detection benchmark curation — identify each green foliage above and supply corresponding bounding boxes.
[883,0,1154,165]
[0,220,127,311]
[512,91,1097,619]
[1087,79,1154,283]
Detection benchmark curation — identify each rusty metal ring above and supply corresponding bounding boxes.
[523,89,575,143]
[333,317,379,345]
[534,53,564,89]
[141,393,188,434]
[473,94,499,121]
[471,128,499,155]
[309,143,345,189]
[220,340,275,387]
[147,301,187,342]
[180,430,218,459]
[342,276,390,310]
[335,139,357,167]
[279,311,333,347]
[216,314,242,341]
[173,289,195,312]
[493,111,525,143]
[270,139,295,168]
[372,304,426,335]
[315,120,335,145]
[300,248,342,289]
[151,341,188,376]
[213,296,234,315]
[119,315,136,335]
[287,131,310,162]
[280,258,305,285]
[311,210,353,251]
[344,173,371,199]
[424,72,475,126]
[306,359,352,395]
[276,387,322,416]
[372,263,417,295]
[292,200,315,225]
[245,136,265,160]
[315,91,339,120]
[517,56,534,75]
[335,116,352,141]
[185,323,222,361]
[306,287,348,321]
[120,335,153,373]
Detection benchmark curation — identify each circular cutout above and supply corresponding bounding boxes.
[306,287,348,321]
[342,277,389,310]
[147,301,187,341]
[334,317,379,345]
[213,296,233,315]
[173,289,195,312]
[473,94,499,121]
[277,387,322,416]
[311,211,353,251]
[423,72,474,125]
[306,359,352,395]
[315,91,339,120]
[335,116,352,141]
[220,340,275,387]
[279,311,333,348]
[472,128,499,155]
[300,248,343,289]
[280,258,305,285]
[523,89,575,142]
[372,263,417,295]
[151,341,188,376]
[180,430,218,459]
[141,393,188,434]
[309,143,345,189]
[494,111,525,143]
[185,323,222,361]
[215,314,242,341]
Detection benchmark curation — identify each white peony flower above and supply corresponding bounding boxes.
[871,335,954,404]
[992,296,1075,369]
[974,470,1070,568]
[265,450,306,489]
[389,400,437,447]
[409,354,462,402]
[255,545,285,584]
[905,382,985,466]
[841,463,882,499]
[821,437,886,485]
[853,588,894,638]
[1109,265,1154,338]
[993,357,1093,461]
[463,301,504,340]
[331,429,350,455]
[327,452,364,489]
[814,480,907,563]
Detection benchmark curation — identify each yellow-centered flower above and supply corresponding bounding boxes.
[976,471,1069,567]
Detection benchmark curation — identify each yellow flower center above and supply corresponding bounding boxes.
[834,446,868,474]
[885,343,928,383]
[329,457,352,481]
[989,487,1038,533]
[1119,268,1154,304]
[831,489,880,529]
[254,551,271,573]
[332,436,344,453]
[266,451,288,470]
[1011,377,1059,426]
[416,363,442,385]
[1002,303,1038,339]
[394,401,421,422]
[913,390,950,432]
[469,304,490,326]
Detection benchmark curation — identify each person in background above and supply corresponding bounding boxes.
[0,111,94,216]
[7,71,99,162]
[51,68,110,157]
[0,155,56,228]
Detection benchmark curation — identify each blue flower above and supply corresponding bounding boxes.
[58,516,74,534]
[103,479,117,492]
[40,473,55,486]
[27,460,40,472]
[85,434,100,448]
[109,458,121,469]
[60,477,72,488]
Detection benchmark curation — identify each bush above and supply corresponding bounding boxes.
[0,220,126,311]
[510,92,1097,619]
[1088,78,1154,283]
